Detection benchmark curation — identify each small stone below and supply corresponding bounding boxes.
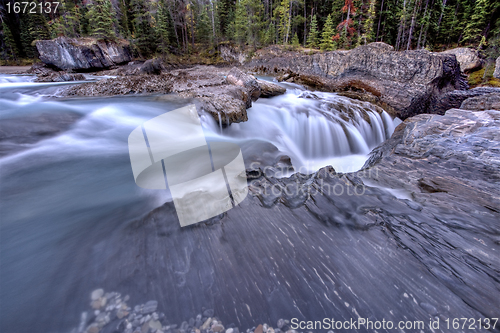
[203,309,215,317]
[142,301,158,314]
[117,309,129,319]
[91,299,102,309]
[141,322,150,333]
[152,313,159,321]
[213,324,225,333]
[254,324,263,333]
[201,318,212,330]
[226,329,234,333]
[87,324,99,333]
[149,320,162,330]
[91,289,104,301]
[277,320,285,329]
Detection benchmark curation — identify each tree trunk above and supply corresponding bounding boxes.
[416,0,429,48]
[376,0,385,41]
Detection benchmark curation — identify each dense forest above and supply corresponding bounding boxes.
[1,0,499,61]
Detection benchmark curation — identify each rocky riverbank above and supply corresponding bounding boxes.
[73,288,297,333]
[245,42,469,119]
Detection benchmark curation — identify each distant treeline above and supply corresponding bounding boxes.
[1,0,499,60]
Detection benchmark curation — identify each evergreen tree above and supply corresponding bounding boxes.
[86,0,116,39]
[2,21,19,60]
[275,0,291,44]
[157,0,171,54]
[196,5,212,45]
[291,32,300,46]
[130,0,157,56]
[463,0,490,45]
[20,12,50,58]
[362,0,377,44]
[320,14,335,50]
[233,0,247,46]
[306,14,319,48]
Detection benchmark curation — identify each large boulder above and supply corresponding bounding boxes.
[247,42,468,119]
[226,67,285,102]
[35,37,132,71]
[460,93,500,111]
[494,56,500,79]
[431,87,500,114]
[441,47,483,72]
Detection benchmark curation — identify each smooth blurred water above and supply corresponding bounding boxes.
[0,75,397,333]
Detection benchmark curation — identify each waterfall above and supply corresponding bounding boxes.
[202,89,398,173]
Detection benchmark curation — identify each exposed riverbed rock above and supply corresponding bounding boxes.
[219,43,248,64]
[0,112,82,157]
[246,42,468,119]
[226,67,285,102]
[495,56,500,79]
[61,74,173,96]
[79,109,500,330]
[460,93,500,111]
[431,87,500,114]
[35,37,132,71]
[441,47,483,72]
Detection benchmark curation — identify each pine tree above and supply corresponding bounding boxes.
[275,0,291,44]
[196,5,212,45]
[320,14,335,50]
[20,12,50,58]
[86,0,116,39]
[130,0,157,56]
[306,15,319,48]
[291,32,300,46]
[157,0,171,54]
[2,21,19,60]
[361,0,377,44]
[233,0,247,46]
[463,0,490,45]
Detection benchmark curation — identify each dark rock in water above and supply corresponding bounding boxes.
[431,87,500,114]
[140,59,165,75]
[35,37,132,71]
[62,75,173,96]
[256,80,286,98]
[460,93,500,111]
[202,309,214,317]
[226,67,261,102]
[494,56,500,79]
[441,47,483,73]
[246,42,468,119]
[0,112,82,157]
[142,301,158,314]
[29,62,86,82]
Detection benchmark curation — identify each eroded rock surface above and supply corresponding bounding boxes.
[247,42,468,119]
[441,47,483,72]
[36,37,132,71]
[65,109,500,331]
[460,93,500,110]
[495,56,500,79]
[431,87,500,114]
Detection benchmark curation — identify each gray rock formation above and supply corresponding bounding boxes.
[441,47,483,72]
[219,44,248,64]
[460,93,500,111]
[28,62,87,82]
[60,66,285,125]
[431,87,500,114]
[495,56,500,79]
[226,67,286,101]
[68,109,500,330]
[35,37,132,71]
[0,112,82,157]
[246,42,468,119]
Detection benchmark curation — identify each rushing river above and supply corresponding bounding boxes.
[0,74,402,333]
